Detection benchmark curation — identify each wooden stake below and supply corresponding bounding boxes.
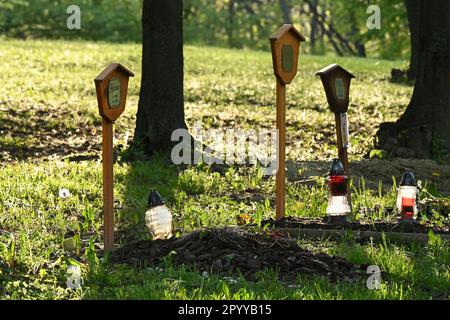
[95,63,134,255]
[276,79,287,220]
[102,119,114,253]
[334,113,352,210]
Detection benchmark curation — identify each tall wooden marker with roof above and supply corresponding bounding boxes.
[95,63,134,253]
[270,25,305,220]
[316,64,355,213]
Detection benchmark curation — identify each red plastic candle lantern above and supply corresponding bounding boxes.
[397,169,418,221]
[326,159,351,223]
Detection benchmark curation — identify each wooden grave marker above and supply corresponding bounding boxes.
[270,24,306,220]
[316,64,355,213]
[95,63,134,253]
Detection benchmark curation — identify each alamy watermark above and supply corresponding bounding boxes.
[66,5,81,30]
[366,5,381,30]
[366,265,382,290]
[171,121,279,176]
[65,4,380,31]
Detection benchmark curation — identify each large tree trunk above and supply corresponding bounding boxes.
[405,0,420,81]
[135,0,186,152]
[376,0,450,161]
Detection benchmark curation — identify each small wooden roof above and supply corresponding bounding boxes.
[269,24,306,42]
[316,64,355,78]
[95,63,135,82]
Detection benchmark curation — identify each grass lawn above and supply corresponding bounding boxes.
[0,38,448,300]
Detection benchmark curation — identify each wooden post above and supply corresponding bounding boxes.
[95,63,134,255]
[276,79,287,220]
[269,24,305,221]
[334,113,352,210]
[316,64,355,218]
[102,119,114,253]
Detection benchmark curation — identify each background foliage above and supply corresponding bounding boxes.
[0,0,142,42]
[0,0,410,59]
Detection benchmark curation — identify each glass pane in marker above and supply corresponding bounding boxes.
[108,78,121,109]
[335,78,345,100]
[282,45,294,73]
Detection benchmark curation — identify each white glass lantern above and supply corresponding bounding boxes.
[145,191,173,240]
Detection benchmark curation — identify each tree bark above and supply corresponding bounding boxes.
[135,0,186,153]
[227,0,237,48]
[350,12,366,57]
[377,0,450,160]
[309,0,319,53]
[405,0,420,81]
[305,0,357,56]
[355,42,366,57]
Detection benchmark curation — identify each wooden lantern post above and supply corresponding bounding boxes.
[94,63,134,254]
[269,25,306,220]
[316,64,355,211]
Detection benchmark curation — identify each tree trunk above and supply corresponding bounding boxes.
[355,42,366,57]
[309,0,318,53]
[350,13,366,57]
[279,0,292,23]
[377,0,450,160]
[405,0,420,81]
[227,0,236,48]
[134,0,186,153]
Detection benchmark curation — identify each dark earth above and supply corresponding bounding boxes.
[111,227,367,283]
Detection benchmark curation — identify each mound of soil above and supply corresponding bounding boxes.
[264,217,450,235]
[111,228,365,283]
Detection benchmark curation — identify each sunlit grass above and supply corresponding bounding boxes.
[0,39,448,300]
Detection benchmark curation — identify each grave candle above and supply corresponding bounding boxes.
[397,169,419,221]
[316,64,355,216]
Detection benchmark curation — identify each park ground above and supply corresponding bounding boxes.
[0,38,449,300]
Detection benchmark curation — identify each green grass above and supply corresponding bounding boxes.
[0,38,448,300]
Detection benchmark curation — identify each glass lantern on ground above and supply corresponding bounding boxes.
[397,169,419,222]
[145,191,173,240]
[326,159,352,224]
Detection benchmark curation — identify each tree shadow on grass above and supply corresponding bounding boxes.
[286,158,450,196]
[114,152,182,246]
[99,153,449,299]
[0,104,101,162]
[115,155,450,249]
